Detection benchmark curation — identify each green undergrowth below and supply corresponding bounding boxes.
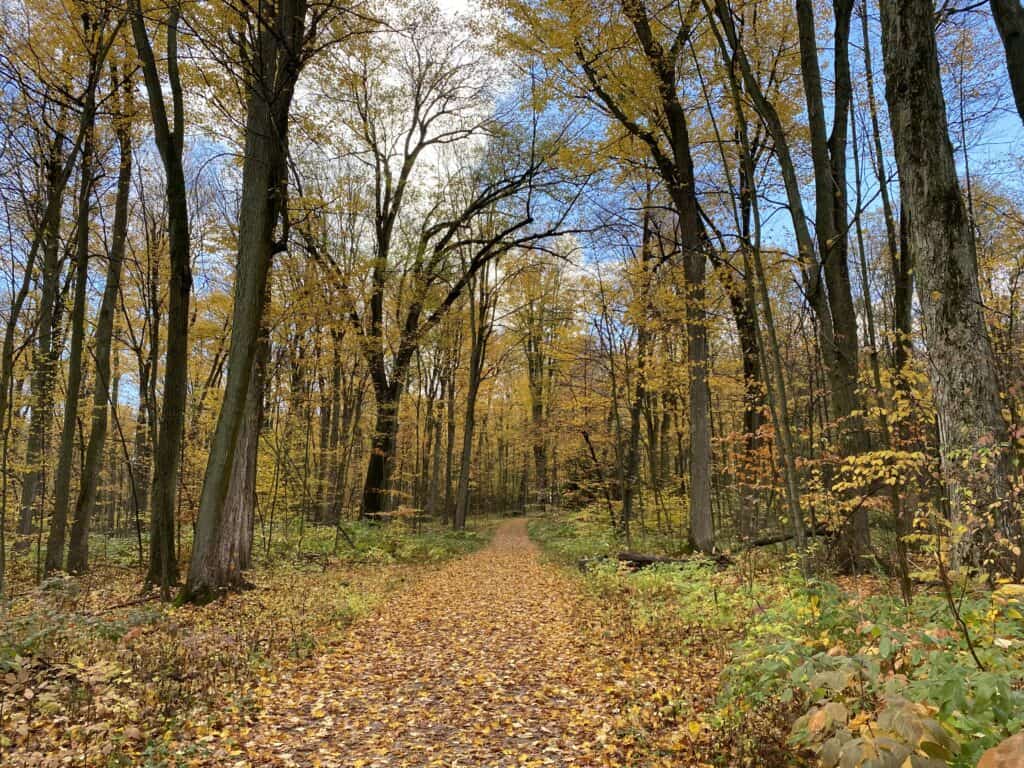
[256,516,495,567]
[529,511,1024,767]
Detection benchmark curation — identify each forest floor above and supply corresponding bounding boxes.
[240,518,727,768]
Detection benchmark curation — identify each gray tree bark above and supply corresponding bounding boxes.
[882,0,1021,576]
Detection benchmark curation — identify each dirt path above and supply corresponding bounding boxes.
[243,519,620,767]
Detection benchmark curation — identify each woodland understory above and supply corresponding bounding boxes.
[2,0,1024,765]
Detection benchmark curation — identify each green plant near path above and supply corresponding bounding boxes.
[530,512,1024,766]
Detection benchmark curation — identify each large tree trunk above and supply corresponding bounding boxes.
[45,108,95,576]
[991,0,1024,124]
[218,344,265,575]
[67,99,132,573]
[882,0,1020,576]
[182,0,306,603]
[362,388,400,518]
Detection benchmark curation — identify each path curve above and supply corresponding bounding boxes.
[244,519,615,767]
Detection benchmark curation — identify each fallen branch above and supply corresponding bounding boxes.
[617,551,732,570]
[739,523,834,550]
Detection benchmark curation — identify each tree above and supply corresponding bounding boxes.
[572,0,716,552]
[66,67,135,573]
[881,0,1021,576]
[991,0,1024,124]
[181,0,321,603]
[313,4,575,518]
[44,8,112,575]
[129,0,192,596]
[453,256,499,530]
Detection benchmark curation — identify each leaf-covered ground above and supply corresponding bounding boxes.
[3,519,739,766]
[240,518,724,767]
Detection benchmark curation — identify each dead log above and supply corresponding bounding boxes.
[740,523,834,550]
[617,551,732,570]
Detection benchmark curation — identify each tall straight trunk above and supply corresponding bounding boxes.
[321,339,343,523]
[183,0,307,603]
[19,140,65,541]
[525,326,549,502]
[881,0,1020,576]
[419,388,436,510]
[990,0,1024,124]
[130,0,191,596]
[795,0,871,567]
[45,108,96,575]
[711,0,867,564]
[609,0,714,553]
[860,0,915,404]
[426,379,444,517]
[444,367,457,522]
[316,361,332,522]
[453,384,478,530]
[130,377,152,526]
[67,99,132,573]
[454,272,494,530]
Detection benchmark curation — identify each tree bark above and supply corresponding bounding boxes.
[130,0,191,597]
[362,387,400,518]
[181,0,307,603]
[991,0,1024,124]
[45,100,95,576]
[882,0,1021,576]
[18,138,64,542]
[67,90,132,573]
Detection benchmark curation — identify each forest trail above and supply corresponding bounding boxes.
[243,518,623,767]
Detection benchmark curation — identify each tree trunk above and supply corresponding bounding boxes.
[45,109,95,576]
[444,367,457,523]
[426,378,444,517]
[362,388,400,518]
[220,343,266,575]
[18,142,64,542]
[454,269,494,530]
[453,389,477,530]
[882,0,1020,576]
[130,0,191,597]
[182,0,306,603]
[991,0,1024,124]
[67,99,132,573]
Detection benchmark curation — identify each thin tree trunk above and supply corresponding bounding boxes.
[67,91,132,573]
[45,103,96,575]
[130,0,191,597]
